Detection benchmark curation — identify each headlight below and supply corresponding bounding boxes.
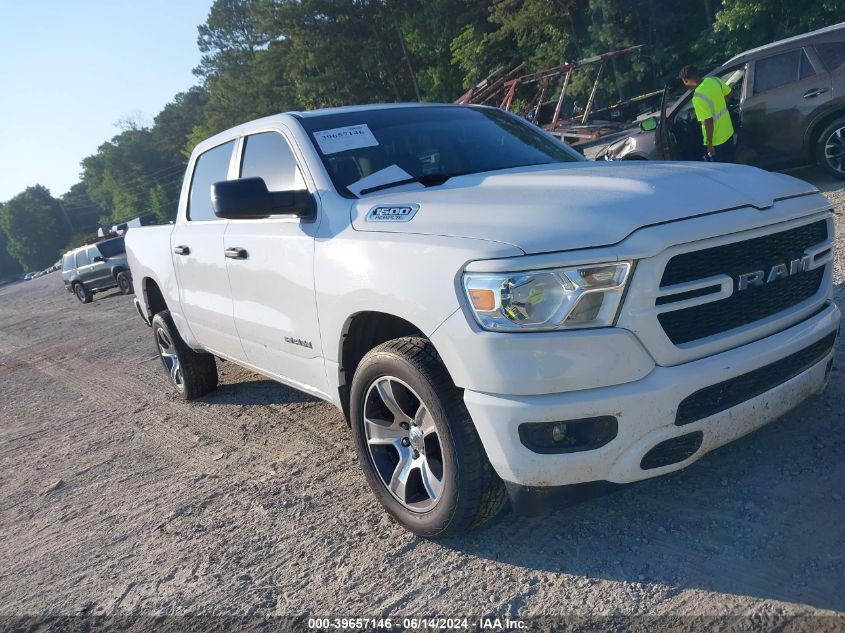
[463,261,632,332]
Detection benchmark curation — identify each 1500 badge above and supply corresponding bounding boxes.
[366,204,419,222]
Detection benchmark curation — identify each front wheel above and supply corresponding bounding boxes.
[349,337,506,537]
[151,311,218,400]
[816,116,845,180]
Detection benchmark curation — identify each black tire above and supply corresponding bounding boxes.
[349,337,506,538]
[815,116,845,180]
[73,282,92,304]
[116,271,133,295]
[151,310,218,400]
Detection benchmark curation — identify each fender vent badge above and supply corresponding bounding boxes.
[366,204,419,222]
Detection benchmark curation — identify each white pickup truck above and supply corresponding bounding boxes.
[126,103,840,537]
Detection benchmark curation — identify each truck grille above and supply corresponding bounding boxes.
[657,220,828,345]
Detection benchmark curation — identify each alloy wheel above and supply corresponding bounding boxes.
[75,286,86,301]
[155,327,184,391]
[824,125,845,175]
[362,376,445,512]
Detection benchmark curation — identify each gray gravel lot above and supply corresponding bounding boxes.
[0,168,843,629]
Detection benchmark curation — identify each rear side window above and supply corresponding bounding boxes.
[62,255,73,271]
[754,49,801,93]
[98,238,125,257]
[240,132,306,192]
[75,249,90,267]
[188,140,235,221]
[816,42,845,72]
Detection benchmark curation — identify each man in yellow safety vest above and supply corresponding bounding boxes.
[679,64,736,163]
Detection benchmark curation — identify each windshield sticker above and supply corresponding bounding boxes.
[313,124,379,155]
[366,203,420,223]
[347,165,425,197]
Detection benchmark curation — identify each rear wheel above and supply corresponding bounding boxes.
[816,116,845,180]
[73,283,92,304]
[349,337,506,537]
[151,311,218,400]
[116,271,133,294]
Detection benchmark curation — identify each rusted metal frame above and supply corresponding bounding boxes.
[550,66,574,131]
[582,60,607,124]
[523,77,550,118]
[456,65,509,105]
[500,79,520,110]
[462,63,526,106]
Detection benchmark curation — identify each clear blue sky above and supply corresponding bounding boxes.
[0,0,213,203]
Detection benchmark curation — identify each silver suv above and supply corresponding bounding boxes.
[61,237,133,303]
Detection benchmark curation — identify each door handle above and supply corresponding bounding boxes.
[173,245,190,255]
[803,88,828,99]
[224,247,248,260]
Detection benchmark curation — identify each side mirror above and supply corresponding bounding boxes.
[211,177,315,220]
[93,255,105,263]
[639,116,658,132]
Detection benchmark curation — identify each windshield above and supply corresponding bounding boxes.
[297,105,579,197]
[97,238,125,258]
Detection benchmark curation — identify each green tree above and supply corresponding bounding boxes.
[705,0,845,64]
[0,186,71,271]
[0,228,22,279]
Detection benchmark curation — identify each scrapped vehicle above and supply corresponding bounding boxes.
[62,237,133,304]
[597,22,845,178]
[126,103,839,537]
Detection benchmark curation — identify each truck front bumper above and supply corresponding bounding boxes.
[463,301,840,495]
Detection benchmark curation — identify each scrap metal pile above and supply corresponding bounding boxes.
[456,45,661,148]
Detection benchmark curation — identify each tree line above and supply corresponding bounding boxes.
[2,0,842,275]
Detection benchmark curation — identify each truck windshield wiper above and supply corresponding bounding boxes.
[358,172,469,196]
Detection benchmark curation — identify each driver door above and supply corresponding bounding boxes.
[660,64,747,161]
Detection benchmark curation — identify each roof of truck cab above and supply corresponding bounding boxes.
[191,103,478,155]
[724,21,845,64]
[289,103,457,118]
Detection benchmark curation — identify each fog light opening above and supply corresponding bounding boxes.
[518,416,618,455]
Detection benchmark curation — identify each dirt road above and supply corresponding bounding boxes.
[1,173,844,630]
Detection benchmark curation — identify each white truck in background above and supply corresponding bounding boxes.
[126,103,840,537]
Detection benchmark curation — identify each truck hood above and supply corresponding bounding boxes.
[350,162,817,254]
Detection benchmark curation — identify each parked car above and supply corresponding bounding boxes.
[126,103,839,537]
[61,237,133,303]
[596,22,845,178]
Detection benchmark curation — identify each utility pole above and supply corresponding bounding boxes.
[388,1,421,102]
[57,200,74,234]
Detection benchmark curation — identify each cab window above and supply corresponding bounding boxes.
[239,131,306,192]
[188,140,236,221]
[75,249,90,267]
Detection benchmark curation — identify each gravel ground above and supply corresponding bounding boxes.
[0,169,843,631]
